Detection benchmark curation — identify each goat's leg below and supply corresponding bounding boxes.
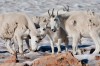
[47,34,54,54]
[50,40,54,54]
[5,39,15,54]
[57,39,62,53]
[11,37,16,52]
[12,43,15,52]
[25,39,32,51]
[89,31,100,54]
[65,37,69,52]
[16,35,23,54]
[72,34,80,55]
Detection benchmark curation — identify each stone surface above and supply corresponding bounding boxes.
[32,52,82,66]
[4,53,18,63]
[95,61,100,66]
[0,63,24,66]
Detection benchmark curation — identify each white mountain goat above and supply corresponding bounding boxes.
[48,9,100,54]
[0,12,42,55]
[32,15,69,54]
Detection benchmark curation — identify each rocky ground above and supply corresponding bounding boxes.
[0,0,100,66]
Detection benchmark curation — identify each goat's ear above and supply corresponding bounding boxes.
[32,16,38,21]
[43,19,47,22]
[63,5,69,11]
[87,9,95,16]
[32,17,35,20]
[46,23,50,28]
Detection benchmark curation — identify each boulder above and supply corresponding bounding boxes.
[32,52,82,66]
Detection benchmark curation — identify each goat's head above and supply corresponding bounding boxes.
[48,8,61,32]
[38,17,49,37]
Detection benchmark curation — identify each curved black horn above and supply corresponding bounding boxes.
[52,8,54,16]
[63,5,69,11]
[63,5,67,11]
[48,9,51,16]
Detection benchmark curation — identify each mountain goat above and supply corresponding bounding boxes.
[32,15,69,54]
[48,9,100,54]
[0,12,41,55]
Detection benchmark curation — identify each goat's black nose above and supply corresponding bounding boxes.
[35,41,39,43]
[39,38,42,40]
[43,28,46,31]
[52,29,56,32]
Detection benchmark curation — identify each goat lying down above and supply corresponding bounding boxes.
[0,12,41,55]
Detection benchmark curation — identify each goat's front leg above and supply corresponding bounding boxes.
[16,35,23,55]
[47,34,54,54]
[11,37,16,52]
[72,34,80,55]
[50,40,54,54]
[5,39,15,54]
[57,38,62,53]
[25,39,32,51]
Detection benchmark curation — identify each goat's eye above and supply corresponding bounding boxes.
[37,36,40,37]
[54,19,58,21]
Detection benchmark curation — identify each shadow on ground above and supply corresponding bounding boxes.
[38,45,91,53]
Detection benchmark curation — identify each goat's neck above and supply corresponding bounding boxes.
[59,20,66,32]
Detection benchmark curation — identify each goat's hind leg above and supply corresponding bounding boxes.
[65,37,69,52]
[90,31,100,54]
[72,34,80,55]
[5,39,15,54]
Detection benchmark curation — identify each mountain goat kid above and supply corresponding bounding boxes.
[33,15,69,54]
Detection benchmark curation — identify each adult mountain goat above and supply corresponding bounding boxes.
[48,10,100,54]
[0,12,41,55]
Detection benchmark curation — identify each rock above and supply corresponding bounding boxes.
[0,55,5,59]
[95,61,100,66]
[0,63,24,66]
[32,51,83,66]
[4,53,18,63]
[0,52,26,66]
